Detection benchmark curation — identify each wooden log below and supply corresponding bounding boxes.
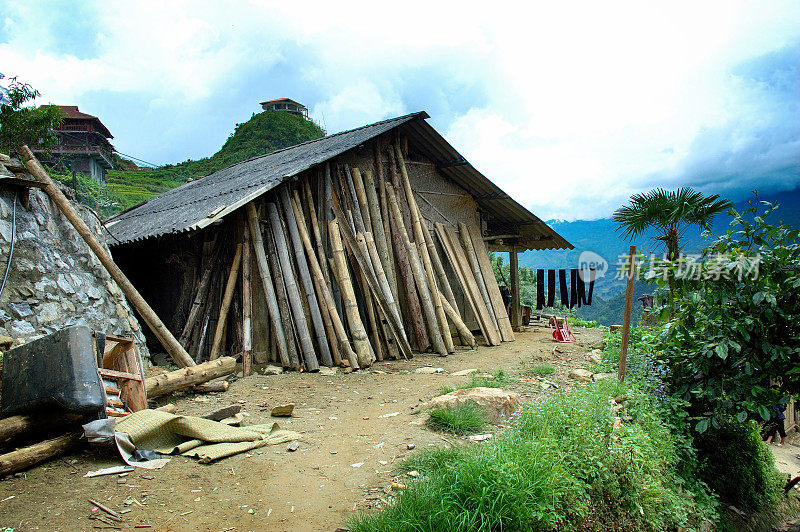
[342,165,366,233]
[440,297,477,348]
[279,187,333,367]
[209,244,242,360]
[264,224,300,369]
[290,191,351,367]
[393,144,452,353]
[350,167,373,234]
[0,414,80,444]
[373,144,397,299]
[266,201,319,371]
[304,179,330,285]
[466,224,515,341]
[145,356,236,398]
[329,220,370,368]
[459,222,500,333]
[179,239,219,346]
[362,169,395,297]
[362,276,384,362]
[19,146,195,368]
[241,222,253,375]
[363,232,406,359]
[427,234,470,346]
[245,202,291,368]
[193,380,229,393]
[385,185,446,356]
[619,245,637,382]
[0,432,82,478]
[509,250,520,332]
[155,404,177,413]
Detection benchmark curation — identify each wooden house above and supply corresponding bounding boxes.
[105,112,571,371]
[260,98,309,118]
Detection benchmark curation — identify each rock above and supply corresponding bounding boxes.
[318,366,337,376]
[569,369,593,381]
[37,302,61,323]
[450,368,478,376]
[262,365,283,375]
[9,320,35,335]
[468,434,492,442]
[407,470,419,478]
[592,372,616,381]
[407,443,415,450]
[8,301,32,319]
[0,335,12,350]
[271,404,295,417]
[427,387,522,423]
[588,349,603,365]
[415,367,444,374]
[56,274,76,294]
[287,441,300,452]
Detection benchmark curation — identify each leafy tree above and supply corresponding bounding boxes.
[612,187,732,262]
[656,197,800,431]
[0,76,63,154]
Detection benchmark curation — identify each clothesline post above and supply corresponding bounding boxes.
[618,245,636,382]
[509,250,520,331]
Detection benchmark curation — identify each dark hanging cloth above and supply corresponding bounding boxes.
[585,268,596,305]
[559,269,569,306]
[547,269,556,307]
[536,269,545,310]
[570,269,579,308]
[577,271,586,307]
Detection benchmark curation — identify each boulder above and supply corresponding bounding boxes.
[271,404,295,417]
[427,387,521,423]
[262,365,283,375]
[569,369,593,381]
[588,349,603,365]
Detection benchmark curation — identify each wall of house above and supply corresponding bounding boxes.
[0,186,149,360]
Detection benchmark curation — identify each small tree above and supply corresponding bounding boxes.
[657,196,800,431]
[0,76,63,154]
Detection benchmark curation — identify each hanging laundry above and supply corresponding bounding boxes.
[570,269,579,309]
[536,269,545,310]
[579,268,596,306]
[559,269,569,306]
[547,269,556,307]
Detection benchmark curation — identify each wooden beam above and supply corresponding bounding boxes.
[509,250,520,332]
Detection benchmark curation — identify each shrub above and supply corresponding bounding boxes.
[426,403,488,435]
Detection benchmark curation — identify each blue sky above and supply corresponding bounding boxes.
[1,1,798,220]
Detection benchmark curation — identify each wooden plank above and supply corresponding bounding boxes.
[459,222,500,334]
[264,221,300,369]
[467,224,514,341]
[97,368,141,382]
[509,251,520,332]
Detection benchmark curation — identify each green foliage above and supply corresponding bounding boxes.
[489,251,537,306]
[0,77,63,154]
[50,170,125,218]
[467,369,513,389]
[426,403,489,435]
[656,197,800,427]
[526,363,555,376]
[693,420,782,511]
[351,379,718,531]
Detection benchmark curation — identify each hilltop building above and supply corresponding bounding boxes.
[33,105,115,184]
[260,98,309,118]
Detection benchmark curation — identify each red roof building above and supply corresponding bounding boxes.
[259,98,308,118]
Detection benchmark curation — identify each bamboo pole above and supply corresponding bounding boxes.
[209,244,242,360]
[245,202,291,368]
[266,201,319,371]
[242,223,253,377]
[19,146,196,368]
[373,144,397,299]
[179,240,219,346]
[440,297,477,348]
[332,203,413,359]
[329,220,370,368]
[350,167,373,234]
[264,223,301,369]
[304,180,330,285]
[385,185,447,356]
[393,144,452,352]
[342,165,366,233]
[363,232,407,359]
[459,221,500,332]
[279,187,333,367]
[362,169,395,296]
[619,245,636,383]
[466,225,515,341]
[290,191,352,367]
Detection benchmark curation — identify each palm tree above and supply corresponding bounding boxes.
[612,187,732,262]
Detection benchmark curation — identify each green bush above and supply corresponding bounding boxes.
[351,379,717,531]
[694,420,782,511]
[426,403,488,435]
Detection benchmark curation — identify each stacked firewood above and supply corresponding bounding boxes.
[180,142,514,372]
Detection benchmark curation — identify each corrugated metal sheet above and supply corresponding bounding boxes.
[106,111,571,251]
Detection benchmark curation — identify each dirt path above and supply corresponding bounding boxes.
[0,326,602,531]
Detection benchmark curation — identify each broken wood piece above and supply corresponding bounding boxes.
[145,356,236,398]
[0,413,80,444]
[0,432,82,478]
[440,297,477,349]
[89,499,123,520]
[193,380,229,393]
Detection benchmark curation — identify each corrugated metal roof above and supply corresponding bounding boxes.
[106,111,571,251]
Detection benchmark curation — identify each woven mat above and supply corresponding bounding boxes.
[116,409,300,463]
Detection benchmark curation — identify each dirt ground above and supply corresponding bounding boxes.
[0,325,603,532]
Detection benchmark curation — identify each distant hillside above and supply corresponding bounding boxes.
[521,188,800,324]
[102,111,325,216]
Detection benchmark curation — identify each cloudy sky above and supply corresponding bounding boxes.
[1,1,798,220]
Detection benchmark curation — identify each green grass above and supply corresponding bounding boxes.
[426,403,489,435]
[350,379,720,531]
[526,363,555,376]
[464,369,513,389]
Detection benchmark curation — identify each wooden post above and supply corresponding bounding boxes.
[440,297,476,348]
[459,222,499,332]
[266,201,319,371]
[509,250,520,332]
[19,146,196,368]
[467,225,515,341]
[209,244,242,360]
[264,223,300,369]
[619,245,637,383]
[245,202,291,368]
[241,229,253,376]
[279,186,333,367]
[363,232,405,359]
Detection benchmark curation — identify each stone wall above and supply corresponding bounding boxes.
[0,186,149,361]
